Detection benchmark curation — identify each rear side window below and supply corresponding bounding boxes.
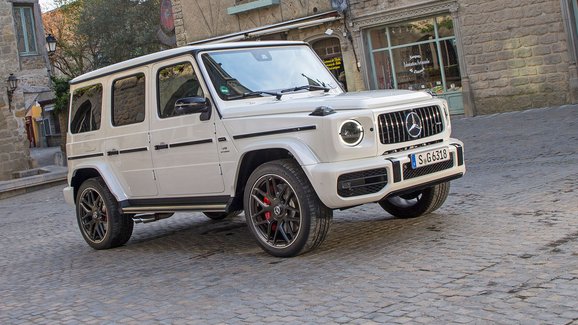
[70,84,103,134]
[157,62,204,118]
[112,73,146,126]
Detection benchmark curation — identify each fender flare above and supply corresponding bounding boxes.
[70,162,129,202]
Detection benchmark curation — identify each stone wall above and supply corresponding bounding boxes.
[459,0,572,114]
[1,0,30,180]
[173,0,333,45]
[172,0,365,91]
[348,0,576,115]
[0,0,51,180]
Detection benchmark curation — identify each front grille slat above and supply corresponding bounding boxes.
[419,107,429,138]
[426,106,432,136]
[385,114,393,143]
[377,106,444,145]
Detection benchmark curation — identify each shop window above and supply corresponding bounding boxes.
[157,62,203,118]
[13,5,38,55]
[70,84,103,134]
[112,73,146,126]
[367,15,461,94]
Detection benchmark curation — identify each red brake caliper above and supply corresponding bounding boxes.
[264,197,271,220]
[263,197,276,232]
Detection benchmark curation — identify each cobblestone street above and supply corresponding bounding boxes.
[1,106,577,324]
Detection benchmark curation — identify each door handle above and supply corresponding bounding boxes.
[107,149,119,156]
[154,143,169,150]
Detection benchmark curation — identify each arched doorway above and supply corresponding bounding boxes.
[311,37,347,90]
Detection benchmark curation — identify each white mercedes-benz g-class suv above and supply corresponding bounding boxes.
[63,41,465,257]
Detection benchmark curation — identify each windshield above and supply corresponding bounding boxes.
[201,45,339,100]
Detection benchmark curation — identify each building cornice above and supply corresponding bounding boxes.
[352,0,458,31]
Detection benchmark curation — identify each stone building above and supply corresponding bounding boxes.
[172,0,366,93]
[173,0,578,116]
[0,0,54,180]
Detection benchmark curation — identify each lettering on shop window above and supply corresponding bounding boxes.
[403,55,431,74]
[323,57,342,71]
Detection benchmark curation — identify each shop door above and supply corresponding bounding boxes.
[367,15,464,114]
[312,37,347,90]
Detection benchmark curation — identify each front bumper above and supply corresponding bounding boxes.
[63,186,75,206]
[303,139,465,209]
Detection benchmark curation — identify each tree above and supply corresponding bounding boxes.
[50,76,71,156]
[77,0,163,68]
[43,0,166,159]
[44,0,96,78]
[44,0,165,77]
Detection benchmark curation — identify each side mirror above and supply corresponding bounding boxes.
[174,97,211,120]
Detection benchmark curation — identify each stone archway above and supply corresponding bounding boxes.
[310,37,348,90]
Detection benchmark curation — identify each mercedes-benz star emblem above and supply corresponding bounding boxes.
[273,206,282,215]
[405,112,423,138]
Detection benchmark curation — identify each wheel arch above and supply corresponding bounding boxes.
[228,142,319,212]
[70,165,127,204]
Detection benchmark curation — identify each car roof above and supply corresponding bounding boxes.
[70,41,306,85]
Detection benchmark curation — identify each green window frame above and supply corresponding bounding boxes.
[366,15,460,94]
[13,5,38,55]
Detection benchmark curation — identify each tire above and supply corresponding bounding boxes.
[203,211,242,220]
[379,182,450,219]
[244,159,332,257]
[76,177,134,249]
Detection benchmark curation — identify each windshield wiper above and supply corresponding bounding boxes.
[228,90,282,100]
[280,84,331,94]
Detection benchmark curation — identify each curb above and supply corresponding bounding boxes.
[0,166,67,200]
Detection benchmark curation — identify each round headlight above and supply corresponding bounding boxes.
[339,120,364,146]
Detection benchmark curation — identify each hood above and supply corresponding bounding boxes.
[220,90,433,119]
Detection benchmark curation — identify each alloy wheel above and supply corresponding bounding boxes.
[248,174,302,249]
[78,188,108,243]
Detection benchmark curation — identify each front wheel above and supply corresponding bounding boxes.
[379,182,450,219]
[244,159,332,257]
[76,177,133,249]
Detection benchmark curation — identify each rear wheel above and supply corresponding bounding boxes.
[76,177,133,249]
[379,182,450,219]
[203,211,242,220]
[244,159,332,257]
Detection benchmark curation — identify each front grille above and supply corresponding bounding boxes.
[403,154,455,180]
[337,168,388,198]
[378,106,444,144]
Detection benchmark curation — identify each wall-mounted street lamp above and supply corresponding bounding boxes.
[45,34,57,55]
[6,73,18,112]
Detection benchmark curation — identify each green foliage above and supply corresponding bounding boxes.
[77,0,163,69]
[46,0,164,77]
[51,76,71,115]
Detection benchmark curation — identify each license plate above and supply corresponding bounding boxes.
[411,147,450,169]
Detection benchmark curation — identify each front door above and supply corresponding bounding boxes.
[149,56,224,197]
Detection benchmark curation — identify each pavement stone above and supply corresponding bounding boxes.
[0,105,577,324]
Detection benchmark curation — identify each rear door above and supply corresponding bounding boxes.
[104,69,157,197]
[149,56,224,196]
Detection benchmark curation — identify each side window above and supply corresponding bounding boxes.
[157,62,204,118]
[70,84,103,134]
[112,73,146,126]
[13,5,38,55]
